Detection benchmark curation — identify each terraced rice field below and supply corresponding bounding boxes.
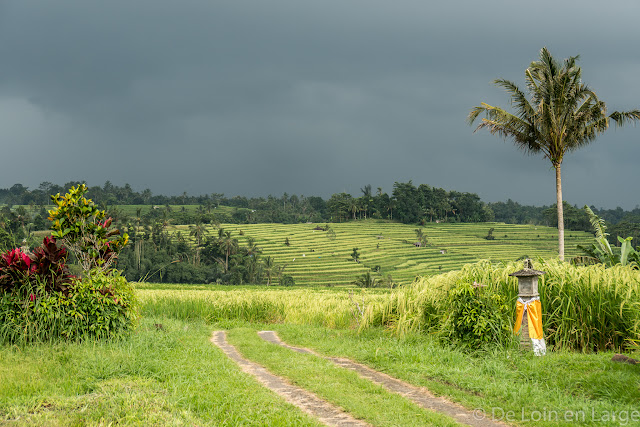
[170,220,594,287]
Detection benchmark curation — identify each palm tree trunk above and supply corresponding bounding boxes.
[556,164,565,261]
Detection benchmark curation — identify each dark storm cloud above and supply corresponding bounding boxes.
[1,0,639,208]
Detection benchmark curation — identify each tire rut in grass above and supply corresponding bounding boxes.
[210,331,370,427]
[258,331,507,427]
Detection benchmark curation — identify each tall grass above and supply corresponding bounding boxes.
[363,260,640,352]
[139,288,387,329]
[141,259,640,352]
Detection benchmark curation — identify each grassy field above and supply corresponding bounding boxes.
[3,285,638,426]
[0,318,322,426]
[169,220,594,286]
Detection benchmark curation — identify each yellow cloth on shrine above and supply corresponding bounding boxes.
[514,298,544,340]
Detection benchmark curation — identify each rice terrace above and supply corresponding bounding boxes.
[170,221,594,287]
[2,39,640,426]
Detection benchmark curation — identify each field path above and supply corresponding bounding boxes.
[210,331,371,427]
[258,330,507,427]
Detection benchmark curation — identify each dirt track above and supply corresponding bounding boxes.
[211,331,370,426]
[257,330,507,427]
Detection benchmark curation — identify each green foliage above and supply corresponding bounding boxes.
[119,224,288,285]
[414,228,428,246]
[352,271,379,288]
[0,185,138,344]
[49,184,129,273]
[484,227,495,240]
[326,228,336,240]
[280,274,295,287]
[0,228,17,252]
[138,286,386,329]
[0,270,138,344]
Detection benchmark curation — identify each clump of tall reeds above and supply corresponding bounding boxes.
[363,260,640,352]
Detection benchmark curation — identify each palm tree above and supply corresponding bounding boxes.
[469,47,640,260]
[189,222,206,266]
[414,228,427,247]
[244,236,262,258]
[360,185,373,219]
[349,199,358,220]
[216,228,238,273]
[263,256,275,286]
[387,199,395,221]
[425,207,436,223]
[353,271,378,288]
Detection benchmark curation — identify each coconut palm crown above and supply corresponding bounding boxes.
[468,47,640,260]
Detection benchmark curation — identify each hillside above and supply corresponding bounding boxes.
[170,220,593,286]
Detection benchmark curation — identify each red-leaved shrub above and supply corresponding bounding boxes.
[0,237,74,294]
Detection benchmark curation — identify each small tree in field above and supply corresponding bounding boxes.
[351,247,360,263]
[49,184,128,273]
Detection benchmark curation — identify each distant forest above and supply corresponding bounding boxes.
[1,180,639,242]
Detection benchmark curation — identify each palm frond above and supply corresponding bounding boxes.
[493,78,536,119]
[609,110,640,126]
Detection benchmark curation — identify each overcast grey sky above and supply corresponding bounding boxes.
[1,1,639,209]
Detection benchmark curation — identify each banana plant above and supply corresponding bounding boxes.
[575,206,639,269]
[618,236,640,268]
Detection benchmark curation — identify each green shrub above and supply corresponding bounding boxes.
[439,282,513,349]
[0,270,138,344]
[280,274,295,287]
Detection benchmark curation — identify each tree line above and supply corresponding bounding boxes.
[1,180,638,242]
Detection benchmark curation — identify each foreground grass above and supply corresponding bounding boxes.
[3,316,639,426]
[0,318,321,426]
[268,324,640,426]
